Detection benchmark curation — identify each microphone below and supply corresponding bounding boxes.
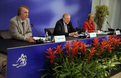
[31,24,41,37]
[106,21,111,28]
[78,21,82,27]
[107,21,119,30]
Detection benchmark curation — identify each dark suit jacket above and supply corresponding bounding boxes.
[53,19,76,36]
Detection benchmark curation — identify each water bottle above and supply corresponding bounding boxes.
[45,31,48,40]
[85,30,89,38]
[114,29,116,35]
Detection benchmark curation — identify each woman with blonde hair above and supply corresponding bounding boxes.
[84,14,97,32]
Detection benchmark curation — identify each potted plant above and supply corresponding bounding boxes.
[95,5,110,30]
[40,35,121,78]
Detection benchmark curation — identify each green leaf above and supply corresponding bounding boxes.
[38,69,46,71]
[41,73,49,78]
[53,65,62,70]
[59,72,71,78]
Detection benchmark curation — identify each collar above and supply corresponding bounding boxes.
[18,17,24,23]
[63,21,66,26]
[87,20,93,24]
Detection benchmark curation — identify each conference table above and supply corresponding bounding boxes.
[0,34,109,54]
[0,33,121,78]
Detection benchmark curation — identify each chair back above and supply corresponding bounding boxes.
[76,27,84,33]
[44,28,54,35]
[0,30,11,39]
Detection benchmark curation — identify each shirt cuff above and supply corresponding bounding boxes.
[69,33,70,36]
[24,35,27,40]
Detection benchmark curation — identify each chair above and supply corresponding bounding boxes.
[108,28,114,31]
[76,27,84,34]
[0,60,6,74]
[0,30,9,73]
[0,30,11,39]
[44,28,54,35]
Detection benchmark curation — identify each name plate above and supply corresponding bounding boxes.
[89,32,97,38]
[54,35,66,42]
[115,30,120,35]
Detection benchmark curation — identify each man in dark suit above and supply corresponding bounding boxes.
[53,13,79,36]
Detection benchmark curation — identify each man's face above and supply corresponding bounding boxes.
[20,7,29,21]
[63,15,71,24]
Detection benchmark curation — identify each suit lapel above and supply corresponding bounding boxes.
[17,17,24,34]
[23,20,28,34]
[61,19,65,32]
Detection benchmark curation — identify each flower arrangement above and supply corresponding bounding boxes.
[40,35,121,78]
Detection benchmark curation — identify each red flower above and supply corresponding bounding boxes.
[71,47,76,59]
[79,43,87,56]
[71,40,79,48]
[98,39,106,58]
[46,48,57,66]
[55,45,63,52]
[112,38,117,51]
[78,41,83,47]
[83,43,87,56]
[114,35,117,38]
[70,47,79,62]
[86,47,96,63]
[54,45,64,58]
[116,39,121,46]
[108,36,113,40]
[112,38,121,51]
[79,46,83,54]
[108,36,113,44]
[92,38,100,49]
[71,41,79,57]
[105,44,112,52]
[78,41,83,53]
[65,42,71,56]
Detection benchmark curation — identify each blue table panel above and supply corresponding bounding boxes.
[7,35,121,78]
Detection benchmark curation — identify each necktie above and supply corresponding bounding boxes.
[65,24,67,33]
[22,22,24,30]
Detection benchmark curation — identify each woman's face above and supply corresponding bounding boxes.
[89,15,94,22]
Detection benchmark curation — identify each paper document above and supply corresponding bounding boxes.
[33,37,46,41]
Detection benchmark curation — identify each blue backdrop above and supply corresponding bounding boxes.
[0,0,92,36]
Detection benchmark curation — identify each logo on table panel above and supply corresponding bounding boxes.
[12,53,27,68]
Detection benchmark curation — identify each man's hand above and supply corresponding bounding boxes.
[74,32,80,36]
[69,32,79,37]
[25,37,36,43]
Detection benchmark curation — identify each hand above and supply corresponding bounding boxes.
[25,37,36,43]
[93,30,98,32]
[74,32,80,36]
[69,32,79,37]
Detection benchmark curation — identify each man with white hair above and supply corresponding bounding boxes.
[54,13,79,36]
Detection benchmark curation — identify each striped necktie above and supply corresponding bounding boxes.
[65,24,68,33]
[22,22,24,30]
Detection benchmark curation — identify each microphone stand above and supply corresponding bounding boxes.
[31,24,41,37]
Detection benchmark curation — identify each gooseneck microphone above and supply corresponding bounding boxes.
[106,21,111,28]
[31,24,41,37]
[78,21,82,27]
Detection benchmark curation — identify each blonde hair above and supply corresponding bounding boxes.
[87,14,93,20]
